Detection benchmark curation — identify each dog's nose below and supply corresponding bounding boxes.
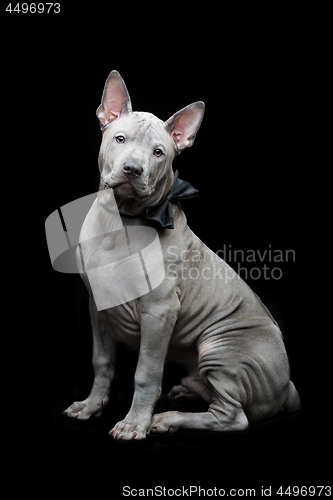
[123,161,143,179]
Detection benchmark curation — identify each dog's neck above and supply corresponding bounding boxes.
[98,168,175,218]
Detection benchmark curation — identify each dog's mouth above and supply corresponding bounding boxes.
[103,180,151,201]
[104,180,136,197]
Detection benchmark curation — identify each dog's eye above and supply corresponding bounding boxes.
[116,135,125,144]
[154,149,163,157]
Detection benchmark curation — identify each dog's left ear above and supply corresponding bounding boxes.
[96,70,132,129]
[166,102,205,153]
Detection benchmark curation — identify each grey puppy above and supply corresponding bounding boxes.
[64,70,300,440]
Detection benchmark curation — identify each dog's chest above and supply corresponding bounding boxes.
[84,232,126,270]
[100,302,141,350]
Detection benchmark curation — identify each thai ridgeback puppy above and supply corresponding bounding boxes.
[64,70,300,439]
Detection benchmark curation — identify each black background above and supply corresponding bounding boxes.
[3,8,326,497]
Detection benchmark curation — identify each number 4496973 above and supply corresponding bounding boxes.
[6,3,60,13]
[276,486,331,497]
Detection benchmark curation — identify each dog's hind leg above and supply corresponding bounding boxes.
[151,408,249,434]
[151,399,248,434]
[151,367,249,433]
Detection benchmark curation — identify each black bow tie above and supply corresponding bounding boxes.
[142,170,199,229]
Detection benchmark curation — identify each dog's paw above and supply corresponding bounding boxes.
[64,397,108,420]
[109,418,151,440]
[151,411,181,434]
[168,385,201,404]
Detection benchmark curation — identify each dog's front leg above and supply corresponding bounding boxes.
[65,296,116,419]
[110,295,180,440]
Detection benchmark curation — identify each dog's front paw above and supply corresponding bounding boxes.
[151,411,181,434]
[64,397,108,420]
[110,416,151,440]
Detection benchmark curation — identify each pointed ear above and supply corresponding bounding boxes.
[165,102,205,153]
[96,70,132,129]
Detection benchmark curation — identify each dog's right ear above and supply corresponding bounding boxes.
[165,102,205,153]
[96,70,132,129]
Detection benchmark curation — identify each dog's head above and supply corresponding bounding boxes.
[97,71,204,216]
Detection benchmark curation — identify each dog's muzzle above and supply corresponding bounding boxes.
[122,161,143,179]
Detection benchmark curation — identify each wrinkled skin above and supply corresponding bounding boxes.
[65,71,300,439]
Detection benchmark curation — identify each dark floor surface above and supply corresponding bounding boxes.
[32,274,326,497]
[7,28,325,495]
